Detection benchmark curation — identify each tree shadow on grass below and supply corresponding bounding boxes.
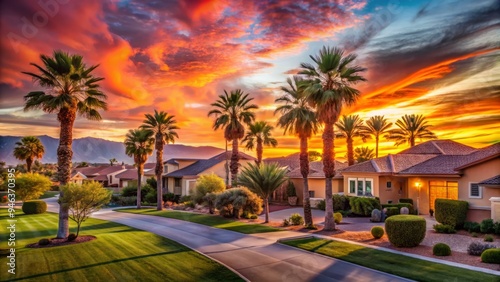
[9,249,188,281]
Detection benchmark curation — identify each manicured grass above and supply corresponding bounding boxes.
[0,209,243,282]
[117,208,281,234]
[38,191,59,199]
[283,237,500,282]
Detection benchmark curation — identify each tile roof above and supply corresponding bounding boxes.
[92,165,129,175]
[342,154,435,174]
[144,163,156,170]
[115,169,139,180]
[92,174,109,181]
[165,151,256,178]
[287,161,347,178]
[398,140,476,155]
[264,153,301,171]
[479,175,500,186]
[454,143,500,170]
[74,166,108,176]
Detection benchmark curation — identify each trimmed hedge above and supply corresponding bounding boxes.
[371,226,384,239]
[382,203,413,214]
[433,224,456,234]
[433,243,451,256]
[334,212,343,224]
[22,200,47,214]
[435,199,468,229]
[399,198,414,205]
[481,249,500,264]
[333,194,351,211]
[385,215,426,247]
[464,221,481,233]
[349,197,381,216]
[480,219,494,234]
[385,207,399,217]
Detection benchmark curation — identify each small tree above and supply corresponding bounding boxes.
[60,181,111,237]
[15,173,52,202]
[193,173,226,213]
[238,163,288,223]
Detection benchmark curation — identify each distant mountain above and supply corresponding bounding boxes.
[0,135,224,165]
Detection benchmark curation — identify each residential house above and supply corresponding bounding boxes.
[70,171,87,185]
[163,151,256,196]
[341,140,500,221]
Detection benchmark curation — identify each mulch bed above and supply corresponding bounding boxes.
[27,235,96,248]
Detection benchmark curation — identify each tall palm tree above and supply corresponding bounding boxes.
[124,129,154,209]
[275,76,319,227]
[208,89,258,185]
[242,121,278,165]
[300,46,366,230]
[388,114,437,147]
[361,115,392,158]
[22,50,107,238]
[109,158,117,166]
[354,146,375,163]
[335,115,368,166]
[238,163,288,223]
[141,110,179,211]
[13,136,45,173]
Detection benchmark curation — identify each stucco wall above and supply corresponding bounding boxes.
[378,176,408,204]
[458,157,500,209]
[407,177,460,215]
[342,172,380,197]
[291,178,343,205]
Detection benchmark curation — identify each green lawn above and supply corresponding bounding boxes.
[282,237,500,282]
[0,209,243,282]
[117,208,281,234]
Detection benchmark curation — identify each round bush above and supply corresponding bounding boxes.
[371,226,384,239]
[22,200,47,214]
[385,215,426,247]
[67,233,77,242]
[481,249,500,264]
[334,212,343,224]
[433,243,451,256]
[38,238,50,246]
[289,213,304,225]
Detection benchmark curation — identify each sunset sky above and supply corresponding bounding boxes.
[0,0,499,160]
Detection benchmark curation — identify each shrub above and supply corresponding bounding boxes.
[371,226,384,239]
[333,194,351,211]
[399,198,414,205]
[385,215,426,247]
[467,242,496,256]
[480,219,494,234]
[203,192,218,214]
[433,224,456,234]
[249,214,258,219]
[144,191,157,204]
[382,203,413,214]
[289,213,304,225]
[435,199,468,229]
[385,207,399,217]
[349,197,381,216]
[282,218,290,226]
[464,221,481,233]
[215,187,263,218]
[494,222,500,235]
[38,238,50,246]
[286,181,297,197]
[22,200,47,214]
[14,173,52,201]
[121,183,154,200]
[317,200,326,211]
[471,232,478,238]
[118,196,137,206]
[163,193,179,204]
[334,212,343,224]
[484,235,494,242]
[183,201,195,208]
[433,243,451,256]
[481,249,500,264]
[192,173,226,204]
[180,195,192,203]
[67,233,77,241]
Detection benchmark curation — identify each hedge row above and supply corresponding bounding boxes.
[381,203,414,214]
[385,215,426,247]
[435,199,468,229]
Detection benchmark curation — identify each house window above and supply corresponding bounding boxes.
[386,181,392,189]
[109,175,113,183]
[309,191,315,198]
[469,183,481,198]
[174,178,181,187]
[348,178,373,196]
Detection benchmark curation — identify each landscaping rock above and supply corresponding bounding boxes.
[400,207,409,214]
[371,209,381,222]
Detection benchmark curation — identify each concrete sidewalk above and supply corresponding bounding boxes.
[44,198,410,282]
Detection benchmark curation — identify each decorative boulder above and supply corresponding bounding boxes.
[400,207,409,214]
[371,209,382,222]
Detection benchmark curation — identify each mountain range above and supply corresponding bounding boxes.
[0,135,225,165]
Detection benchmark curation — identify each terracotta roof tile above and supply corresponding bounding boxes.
[288,160,347,178]
[479,175,500,185]
[398,140,476,155]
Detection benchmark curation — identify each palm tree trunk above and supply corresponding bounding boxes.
[256,139,263,166]
[375,135,379,158]
[230,137,239,185]
[264,198,269,223]
[56,107,76,239]
[347,137,354,166]
[155,136,164,211]
[322,121,336,231]
[300,136,313,226]
[26,157,33,173]
[137,163,143,209]
[410,136,415,147]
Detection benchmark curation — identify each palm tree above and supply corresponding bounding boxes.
[275,76,319,227]
[242,121,278,165]
[13,136,45,173]
[124,129,154,209]
[22,50,107,238]
[141,110,179,211]
[300,46,366,230]
[208,89,258,185]
[361,115,392,158]
[388,114,437,147]
[238,162,288,223]
[109,158,117,166]
[354,147,375,163]
[335,115,368,166]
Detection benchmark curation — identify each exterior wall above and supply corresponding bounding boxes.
[466,209,491,222]
[177,160,198,169]
[164,163,179,174]
[458,158,500,209]
[108,169,127,185]
[342,172,380,197]
[291,178,343,205]
[70,174,85,185]
[378,176,408,204]
[199,159,255,186]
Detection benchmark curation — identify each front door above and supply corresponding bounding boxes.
[429,181,458,210]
